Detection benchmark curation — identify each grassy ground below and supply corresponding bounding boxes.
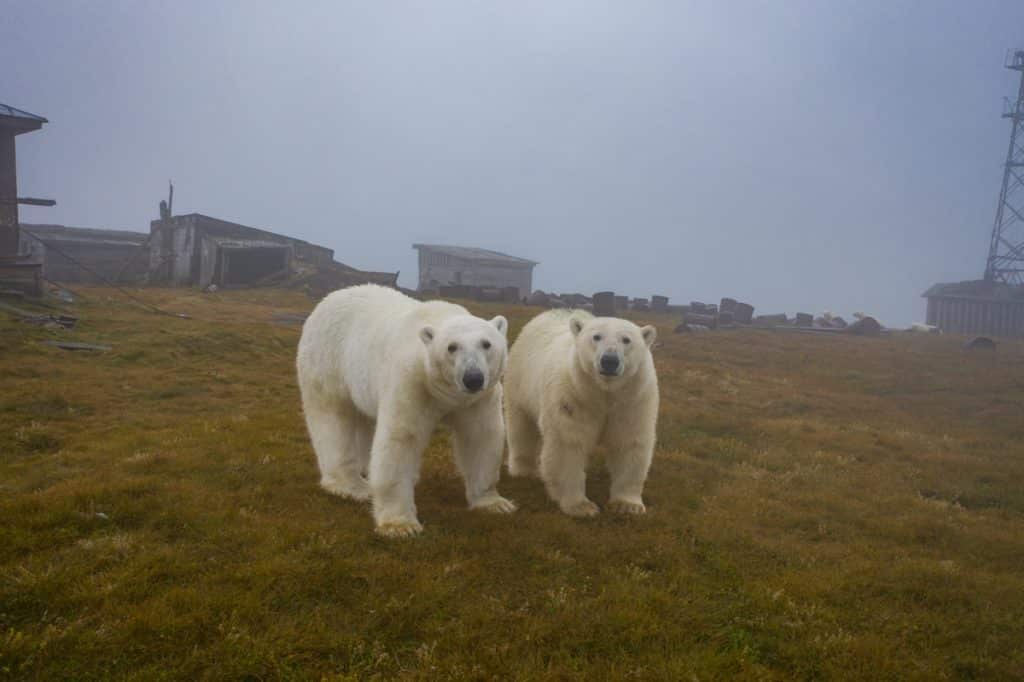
[2,287,1023,680]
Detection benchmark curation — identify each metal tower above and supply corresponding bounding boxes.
[985,49,1024,284]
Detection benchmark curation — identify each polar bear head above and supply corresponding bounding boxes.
[569,314,656,390]
[419,314,508,398]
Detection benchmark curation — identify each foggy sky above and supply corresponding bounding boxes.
[5,1,1024,325]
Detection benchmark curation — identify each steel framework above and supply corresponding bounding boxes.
[985,49,1024,284]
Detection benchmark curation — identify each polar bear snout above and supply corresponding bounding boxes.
[462,367,486,392]
[599,352,622,376]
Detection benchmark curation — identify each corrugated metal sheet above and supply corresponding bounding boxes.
[925,296,1024,337]
[923,280,1024,337]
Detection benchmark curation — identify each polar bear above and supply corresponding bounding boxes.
[296,284,516,537]
[504,310,659,517]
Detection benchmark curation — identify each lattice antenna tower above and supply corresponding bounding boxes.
[985,49,1024,284]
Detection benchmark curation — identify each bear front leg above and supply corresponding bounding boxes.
[538,413,600,517]
[369,409,435,537]
[604,404,656,515]
[450,387,517,514]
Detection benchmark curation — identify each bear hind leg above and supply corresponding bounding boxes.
[506,405,541,478]
[304,393,372,502]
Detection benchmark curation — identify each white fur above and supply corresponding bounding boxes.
[296,285,515,537]
[504,310,659,517]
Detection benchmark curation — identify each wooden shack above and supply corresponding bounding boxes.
[413,243,537,299]
[0,102,48,295]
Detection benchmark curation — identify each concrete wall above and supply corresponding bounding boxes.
[150,214,334,286]
[149,216,198,285]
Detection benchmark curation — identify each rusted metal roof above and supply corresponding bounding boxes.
[412,243,538,266]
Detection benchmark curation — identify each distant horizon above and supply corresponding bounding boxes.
[6,1,1024,325]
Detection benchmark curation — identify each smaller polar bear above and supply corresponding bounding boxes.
[504,310,659,517]
[296,285,516,537]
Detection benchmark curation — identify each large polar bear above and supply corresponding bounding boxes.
[296,284,516,537]
[504,310,659,517]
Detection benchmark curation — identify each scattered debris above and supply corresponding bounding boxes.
[963,336,997,351]
[593,291,616,316]
[42,340,112,351]
[674,322,710,334]
[845,316,882,336]
[272,312,309,326]
[733,302,755,324]
[753,314,788,326]
[527,289,551,306]
[23,313,77,329]
[0,300,39,319]
[0,300,78,329]
[681,312,718,329]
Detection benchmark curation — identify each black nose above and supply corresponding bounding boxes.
[600,353,620,374]
[462,368,485,392]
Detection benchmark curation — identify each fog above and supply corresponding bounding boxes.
[5,1,1024,324]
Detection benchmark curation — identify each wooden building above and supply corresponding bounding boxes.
[19,224,150,284]
[413,243,538,299]
[923,280,1024,338]
[0,102,48,295]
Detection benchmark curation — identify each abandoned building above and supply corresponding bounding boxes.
[0,102,49,295]
[413,243,538,299]
[922,280,1024,338]
[19,224,150,284]
[148,213,398,291]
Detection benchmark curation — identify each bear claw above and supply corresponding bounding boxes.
[321,478,372,501]
[608,499,647,515]
[472,495,518,514]
[375,520,423,538]
[561,499,600,518]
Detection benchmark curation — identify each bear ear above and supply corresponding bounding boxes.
[419,325,435,346]
[640,325,657,348]
[569,316,585,337]
[490,315,508,337]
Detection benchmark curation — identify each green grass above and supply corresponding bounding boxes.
[2,287,1024,679]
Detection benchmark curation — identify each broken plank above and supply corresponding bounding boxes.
[42,340,112,351]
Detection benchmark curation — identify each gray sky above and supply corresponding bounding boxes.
[5,1,1024,324]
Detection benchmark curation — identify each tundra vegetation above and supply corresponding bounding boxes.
[1,288,1023,679]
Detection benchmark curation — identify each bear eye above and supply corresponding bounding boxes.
[481,339,491,350]
[593,334,602,342]
[622,337,631,345]
[447,343,458,353]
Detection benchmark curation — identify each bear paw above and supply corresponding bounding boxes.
[375,519,423,538]
[608,498,647,515]
[471,494,518,514]
[560,499,600,518]
[321,477,372,502]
